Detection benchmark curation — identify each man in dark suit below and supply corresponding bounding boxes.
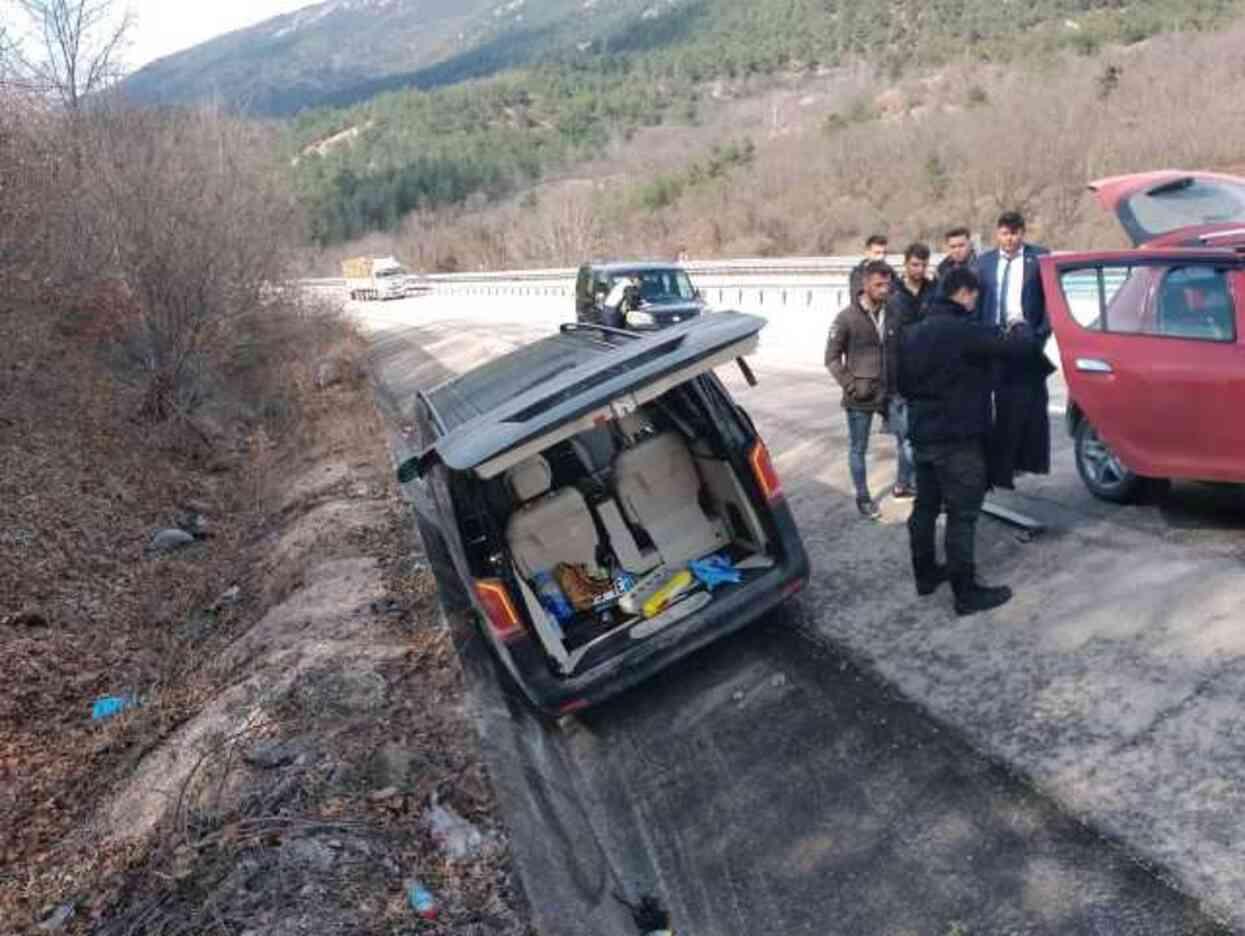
[976,211,1056,488]
[976,211,1050,338]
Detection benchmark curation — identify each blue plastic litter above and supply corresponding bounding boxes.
[532,571,573,636]
[405,879,439,918]
[689,554,742,591]
[91,694,136,721]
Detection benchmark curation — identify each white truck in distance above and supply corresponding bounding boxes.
[342,256,424,301]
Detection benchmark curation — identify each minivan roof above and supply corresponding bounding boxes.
[417,313,764,477]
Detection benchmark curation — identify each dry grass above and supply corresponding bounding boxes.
[0,273,349,914]
[0,79,530,935]
[0,271,529,932]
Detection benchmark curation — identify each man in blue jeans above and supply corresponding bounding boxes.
[825,260,894,519]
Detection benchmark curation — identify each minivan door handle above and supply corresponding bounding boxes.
[1075,357,1113,374]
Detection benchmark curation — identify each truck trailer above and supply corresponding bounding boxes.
[342,256,419,301]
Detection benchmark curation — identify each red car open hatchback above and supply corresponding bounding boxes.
[1042,170,1245,501]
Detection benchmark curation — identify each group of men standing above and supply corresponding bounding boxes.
[825,212,1052,616]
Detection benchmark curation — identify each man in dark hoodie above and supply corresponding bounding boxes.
[898,266,1039,615]
[882,242,936,499]
[936,227,978,281]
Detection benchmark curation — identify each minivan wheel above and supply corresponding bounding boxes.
[414,513,470,611]
[1074,419,1143,503]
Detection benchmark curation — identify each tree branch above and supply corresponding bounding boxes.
[14,0,132,110]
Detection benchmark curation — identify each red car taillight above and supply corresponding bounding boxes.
[749,440,784,504]
[474,579,525,643]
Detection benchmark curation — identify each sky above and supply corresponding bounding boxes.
[125,0,314,69]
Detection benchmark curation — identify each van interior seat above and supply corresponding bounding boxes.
[505,455,603,579]
[612,432,729,568]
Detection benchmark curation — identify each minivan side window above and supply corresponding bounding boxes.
[1060,264,1236,341]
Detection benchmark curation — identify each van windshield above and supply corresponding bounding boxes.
[609,269,696,303]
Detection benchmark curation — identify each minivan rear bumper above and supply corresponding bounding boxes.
[519,502,810,714]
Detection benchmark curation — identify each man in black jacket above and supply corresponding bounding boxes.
[883,242,936,499]
[898,267,1038,615]
[936,226,978,283]
[848,234,895,302]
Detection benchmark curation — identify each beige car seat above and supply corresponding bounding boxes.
[612,432,728,567]
[505,455,603,578]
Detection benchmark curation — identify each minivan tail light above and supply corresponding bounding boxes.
[474,579,525,643]
[557,698,591,716]
[749,440,784,504]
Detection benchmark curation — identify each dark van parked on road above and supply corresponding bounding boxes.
[575,261,706,330]
[399,313,809,715]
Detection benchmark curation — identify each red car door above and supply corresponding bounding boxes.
[1043,250,1245,482]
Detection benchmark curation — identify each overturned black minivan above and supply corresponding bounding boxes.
[399,313,809,715]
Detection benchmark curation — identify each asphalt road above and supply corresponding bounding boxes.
[360,300,1238,935]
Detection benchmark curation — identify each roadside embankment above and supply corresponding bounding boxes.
[1,290,530,934]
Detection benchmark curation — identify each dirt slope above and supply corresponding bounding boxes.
[1,291,530,934]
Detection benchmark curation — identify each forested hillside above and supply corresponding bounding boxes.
[281,0,1235,245]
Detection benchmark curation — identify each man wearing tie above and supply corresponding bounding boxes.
[977,211,1050,338]
[975,211,1057,488]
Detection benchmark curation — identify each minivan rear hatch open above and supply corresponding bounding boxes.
[409,312,764,480]
[1090,170,1245,248]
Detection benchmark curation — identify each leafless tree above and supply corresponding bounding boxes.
[0,23,21,89]
[12,0,133,111]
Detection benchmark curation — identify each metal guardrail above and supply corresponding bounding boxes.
[301,255,872,291]
[300,256,878,317]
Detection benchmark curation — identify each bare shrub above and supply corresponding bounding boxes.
[0,94,66,278]
[68,105,303,427]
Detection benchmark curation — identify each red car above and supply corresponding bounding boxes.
[1042,170,1245,502]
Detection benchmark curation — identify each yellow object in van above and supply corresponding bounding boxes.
[642,570,694,619]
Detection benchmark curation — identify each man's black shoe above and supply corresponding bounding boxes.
[915,564,948,597]
[857,497,881,520]
[952,578,1013,616]
[892,484,916,500]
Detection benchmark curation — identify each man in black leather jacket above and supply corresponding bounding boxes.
[897,267,1039,616]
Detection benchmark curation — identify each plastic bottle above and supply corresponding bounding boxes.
[532,571,573,637]
[406,879,438,919]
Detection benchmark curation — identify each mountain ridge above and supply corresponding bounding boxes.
[120,0,689,115]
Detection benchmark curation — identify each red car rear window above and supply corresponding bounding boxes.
[1122,177,1245,244]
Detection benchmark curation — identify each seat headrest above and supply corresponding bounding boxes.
[507,456,553,502]
[570,425,616,475]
